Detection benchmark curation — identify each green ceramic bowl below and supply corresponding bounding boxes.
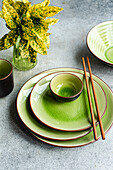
[0,58,14,97]
[50,73,83,102]
[87,21,113,67]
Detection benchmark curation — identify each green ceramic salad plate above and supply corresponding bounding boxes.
[30,72,106,131]
[87,21,113,67]
[17,68,113,147]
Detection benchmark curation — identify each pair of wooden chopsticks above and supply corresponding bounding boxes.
[82,57,105,141]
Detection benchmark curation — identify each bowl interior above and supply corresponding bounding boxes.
[87,21,113,64]
[50,73,82,98]
[0,59,12,79]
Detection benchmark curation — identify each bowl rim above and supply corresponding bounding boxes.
[49,73,83,100]
[86,20,113,67]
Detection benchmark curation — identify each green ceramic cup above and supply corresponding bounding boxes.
[0,59,14,97]
[50,73,83,102]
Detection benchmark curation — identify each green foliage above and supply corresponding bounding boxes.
[0,0,63,62]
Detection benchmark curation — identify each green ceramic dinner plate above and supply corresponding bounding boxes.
[16,68,113,144]
[30,72,106,131]
[87,21,113,67]
[27,68,113,148]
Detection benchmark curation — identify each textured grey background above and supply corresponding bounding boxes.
[0,0,113,170]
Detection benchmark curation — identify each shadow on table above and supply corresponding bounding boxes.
[74,44,113,72]
[74,45,91,66]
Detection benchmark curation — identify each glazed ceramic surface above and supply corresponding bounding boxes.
[0,59,14,97]
[17,70,92,141]
[0,59,12,79]
[30,72,106,131]
[26,68,113,148]
[17,68,110,142]
[50,73,83,102]
[87,21,113,67]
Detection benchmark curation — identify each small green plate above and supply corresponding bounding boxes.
[30,72,106,131]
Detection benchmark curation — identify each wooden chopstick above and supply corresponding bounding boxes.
[82,57,98,141]
[87,56,105,140]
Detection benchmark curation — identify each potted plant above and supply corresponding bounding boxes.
[0,0,63,70]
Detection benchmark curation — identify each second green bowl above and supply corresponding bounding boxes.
[87,21,113,67]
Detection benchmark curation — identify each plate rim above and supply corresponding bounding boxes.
[31,122,113,148]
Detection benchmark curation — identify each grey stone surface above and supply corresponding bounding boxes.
[0,0,113,170]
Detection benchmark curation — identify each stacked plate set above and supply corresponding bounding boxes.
[16,67,113,148]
